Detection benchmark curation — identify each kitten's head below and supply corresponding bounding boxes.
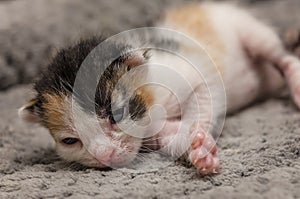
[19,37,154,168]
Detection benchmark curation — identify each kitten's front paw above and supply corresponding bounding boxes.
[188,127,219,174]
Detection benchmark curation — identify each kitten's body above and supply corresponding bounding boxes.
[143,3,288,160]
[156,3,285,111]
[19,3,300,173]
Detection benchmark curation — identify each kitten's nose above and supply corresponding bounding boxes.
[95,147,115,165]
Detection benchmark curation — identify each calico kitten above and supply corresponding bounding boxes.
[19,3,300,173]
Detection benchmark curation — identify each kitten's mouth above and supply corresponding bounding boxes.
[90,144,137,167]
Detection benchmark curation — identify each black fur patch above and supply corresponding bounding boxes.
[34,36,148,122]
[129,94,147,120]
[35,36,107,95]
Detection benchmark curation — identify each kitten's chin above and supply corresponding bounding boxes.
[80,153,138,169]
[109,153,138,168]
[81,160,108,168]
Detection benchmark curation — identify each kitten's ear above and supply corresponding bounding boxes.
[18,98,41,123]
[124,49,150,69]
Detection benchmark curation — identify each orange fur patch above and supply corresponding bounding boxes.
[162,4,225,74]
[42,93,69,137]
[136,86,154,109]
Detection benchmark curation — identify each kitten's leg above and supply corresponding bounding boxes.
[184,89,221,174]
[235,13,300,107]
[146,120,219,174]
[147,91,220,174]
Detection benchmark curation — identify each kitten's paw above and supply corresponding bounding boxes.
[189,128,219,174]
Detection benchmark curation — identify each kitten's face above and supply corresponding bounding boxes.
[19,38,153,168]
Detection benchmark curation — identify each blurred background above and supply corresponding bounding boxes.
[0,0,299,91]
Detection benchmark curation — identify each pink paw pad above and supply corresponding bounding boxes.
[189,130,219,174]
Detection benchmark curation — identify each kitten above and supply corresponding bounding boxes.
[19,2,300,173]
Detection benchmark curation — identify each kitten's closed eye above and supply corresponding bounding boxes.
[61,138,80,145]
[110,107,127,124]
